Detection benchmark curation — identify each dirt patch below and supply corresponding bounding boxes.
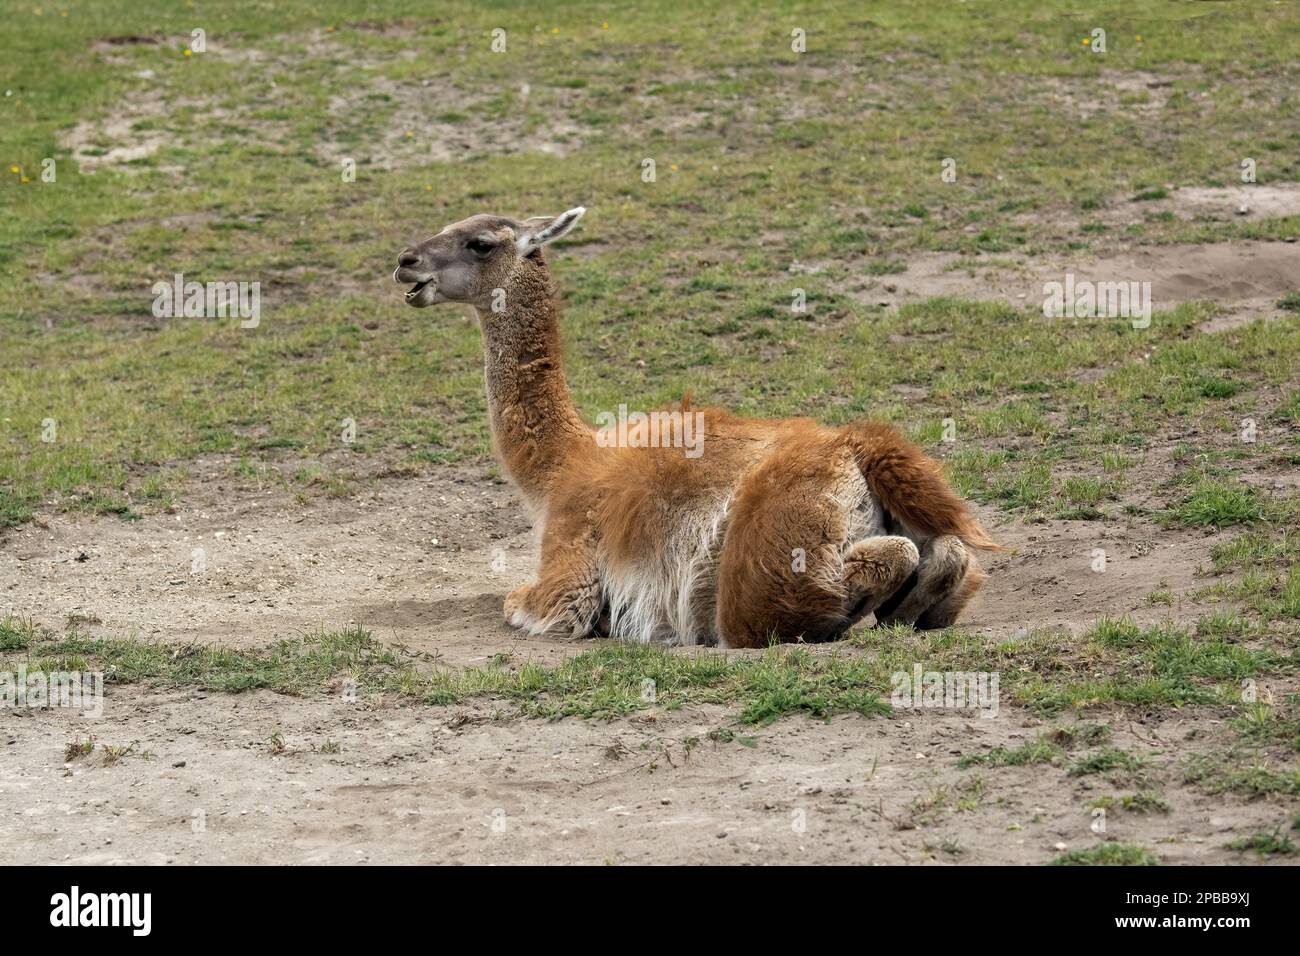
[1171,184,1300,220]
[2,682,1288,865]
[1037,69,1194,121]
[60,88,174,172]
[89,35,167,66]
[833,241,1300,330]
[73,30,589,174]
[970,520,1220,640]
[2,463,537,667]
[319,77,587,171]
[0,450,1236,661]
[59,87,293,175]
[1061,183,1300,234]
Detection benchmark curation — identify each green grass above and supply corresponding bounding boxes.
[64,737,95,762]
[1087,793,1171,815]
[1225,828,1297,856]
[1198,521,1300,623]
[1231,702,1300,752]
[5,608,1293,732]
[1184,751,1300,799]
[1013,617,1287,713]
[957,738,1061,769]
[1050,723,1112,748]
[1068,748,1145,777]
[1132,187,1169,202]
[0,617,34,651]
[2,0,1300,525]
[1049,843,1160,866]
[959,726,1118,767]
[1146,585,1175,607]
[1,620,899,724]
[1169,479,1268,528]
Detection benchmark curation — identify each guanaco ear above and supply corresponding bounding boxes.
[516,206,585,255]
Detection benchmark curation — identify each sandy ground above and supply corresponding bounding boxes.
[0,445,1229,664]
[2,687,1281,865]
[1,446,1292,865]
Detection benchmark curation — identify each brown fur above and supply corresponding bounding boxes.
[394,209,1000,646]
[848,421,1005,552]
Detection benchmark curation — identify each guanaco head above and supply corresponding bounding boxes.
[393,207,585,309]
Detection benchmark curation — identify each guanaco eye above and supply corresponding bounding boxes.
[467,238,496,256]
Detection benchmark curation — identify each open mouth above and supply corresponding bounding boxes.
[405,279,432,300]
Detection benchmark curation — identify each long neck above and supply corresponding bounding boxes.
[475,254,589,505]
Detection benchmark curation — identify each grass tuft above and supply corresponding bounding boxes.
[1050,843,1159,866]
[1169,479,1266,528]
[1226,828,1296,856]
[1087,793,1171,814]
[1068,748,1145,777]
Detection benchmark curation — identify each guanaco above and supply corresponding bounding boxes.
[394,208,1000,647]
